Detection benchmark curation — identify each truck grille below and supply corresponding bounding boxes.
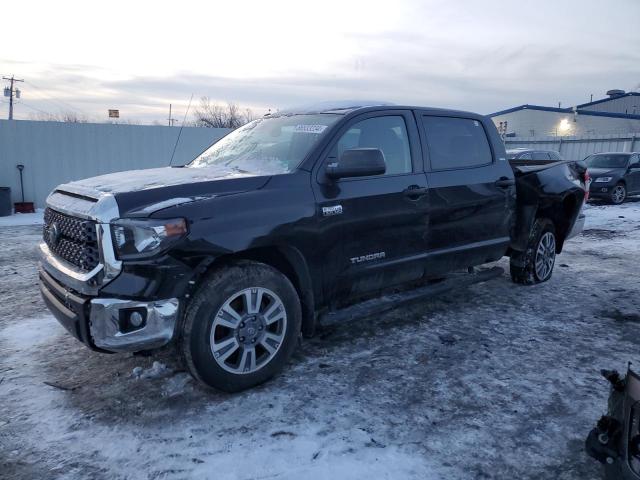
[43,208,100,271]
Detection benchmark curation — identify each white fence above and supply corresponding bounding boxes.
[504,133,639,160]
[0,120,229,208]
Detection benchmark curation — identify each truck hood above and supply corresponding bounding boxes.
[56,166,271,217]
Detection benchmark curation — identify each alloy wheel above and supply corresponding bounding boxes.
[611,185,626,204]
[534,231,556,281]
[210,287,287,374]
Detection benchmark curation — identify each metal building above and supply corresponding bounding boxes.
[490,91,640,138]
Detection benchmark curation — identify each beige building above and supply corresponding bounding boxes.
[490,91,640,138]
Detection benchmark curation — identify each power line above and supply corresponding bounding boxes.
[22,80,89,116]
[17,101,53,116]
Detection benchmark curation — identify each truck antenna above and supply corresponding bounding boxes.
[169,94,194,166]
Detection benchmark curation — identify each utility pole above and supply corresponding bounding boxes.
[3,75,24,120]
[167,103,177,126]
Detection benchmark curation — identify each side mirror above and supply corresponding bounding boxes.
[326,148,386,180]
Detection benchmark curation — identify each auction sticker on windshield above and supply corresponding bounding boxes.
[294,124,328,134]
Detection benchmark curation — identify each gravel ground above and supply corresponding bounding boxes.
[1,200,639,480]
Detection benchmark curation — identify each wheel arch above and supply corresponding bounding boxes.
[536,191,583,253]
[191,245,317,338]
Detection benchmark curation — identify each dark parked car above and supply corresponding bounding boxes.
[507,148,563,161]
[38,103,588,391]
[586,152,640,204]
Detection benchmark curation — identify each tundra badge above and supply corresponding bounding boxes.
[322,205,343,217]
[350,252,386,264]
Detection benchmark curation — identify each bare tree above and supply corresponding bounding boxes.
[29,111,89,123]
[194,97,255,128]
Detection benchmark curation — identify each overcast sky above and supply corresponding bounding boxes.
[2,0,639,124]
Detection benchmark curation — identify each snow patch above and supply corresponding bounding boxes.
[0,209,44,227]
[132,361,170,379]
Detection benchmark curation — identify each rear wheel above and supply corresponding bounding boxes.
[610,183,626,204]
[181,261,301,392]
[510,218,556,285]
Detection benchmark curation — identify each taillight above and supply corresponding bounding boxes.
[584,169,590,201]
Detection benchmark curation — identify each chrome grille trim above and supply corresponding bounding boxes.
[40,190,122,295]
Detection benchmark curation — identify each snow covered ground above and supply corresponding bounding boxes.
[1,200,639,480]
[0,210,43,227]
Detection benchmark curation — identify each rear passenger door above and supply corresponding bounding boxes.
[419,114,515,274]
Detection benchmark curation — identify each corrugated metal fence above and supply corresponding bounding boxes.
[504,132,639,160]
[0,120,229,208]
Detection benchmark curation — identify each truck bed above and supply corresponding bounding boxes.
[509,159,577,176]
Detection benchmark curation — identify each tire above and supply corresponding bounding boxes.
[510,218,556,285]
[181,260,301,392]
[610,183,626,204]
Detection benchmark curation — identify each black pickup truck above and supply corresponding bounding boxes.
[39,103,588,391]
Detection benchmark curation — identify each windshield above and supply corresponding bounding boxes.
[584,154,629,169]
[188,114,341,175]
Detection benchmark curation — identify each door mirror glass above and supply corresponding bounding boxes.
[326,148,386,179]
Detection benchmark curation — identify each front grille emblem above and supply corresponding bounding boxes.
[48,222,60,247]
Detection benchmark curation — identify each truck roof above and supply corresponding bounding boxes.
[272,101,485,119]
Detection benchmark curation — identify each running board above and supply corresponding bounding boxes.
[318,266,504,327]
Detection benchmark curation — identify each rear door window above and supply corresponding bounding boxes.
[548,151,562,161]
[421,116,493,170]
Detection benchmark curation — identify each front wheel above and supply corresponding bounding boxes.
[510,218,556,285]
[610,183,626,204]
[181,261,301,392]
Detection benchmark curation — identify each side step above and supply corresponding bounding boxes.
[318,266,504,327]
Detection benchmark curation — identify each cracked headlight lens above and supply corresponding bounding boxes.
[111,218,187,259]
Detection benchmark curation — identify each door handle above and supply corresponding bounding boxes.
[403,185,429,199]
[495,177,515,188]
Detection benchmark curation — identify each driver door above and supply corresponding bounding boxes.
[312,111,430,303]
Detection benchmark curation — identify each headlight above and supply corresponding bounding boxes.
[111,218,188,259]
[594,177,613,183]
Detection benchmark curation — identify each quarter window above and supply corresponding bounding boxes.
[331,116,412,175]
[421,116,493,170]
[532,151,551,161]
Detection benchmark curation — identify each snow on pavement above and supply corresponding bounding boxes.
[0,210,43,227]
[1,199,640,479]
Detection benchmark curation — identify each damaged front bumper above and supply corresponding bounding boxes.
[586,368,640,479]
[39,267,179,352]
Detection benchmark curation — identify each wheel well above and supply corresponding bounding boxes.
[199,247,316,337]
[536,192,582,253]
